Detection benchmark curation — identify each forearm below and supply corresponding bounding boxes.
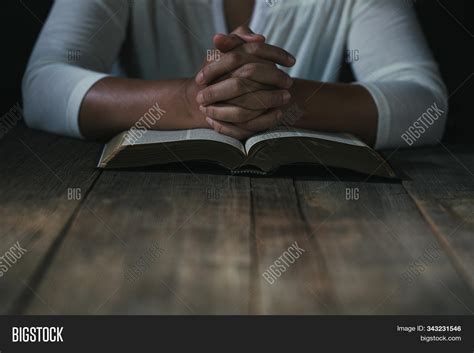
[79,76,205,141]
[287,79,378,146]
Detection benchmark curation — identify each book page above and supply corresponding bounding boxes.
[245,127,367,152]
[122,128,245,154]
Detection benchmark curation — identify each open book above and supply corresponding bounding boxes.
[98,127,396,178]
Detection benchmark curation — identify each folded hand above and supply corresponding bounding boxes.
[196,26,296,139]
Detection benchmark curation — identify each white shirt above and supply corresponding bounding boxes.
[22,0,448,149]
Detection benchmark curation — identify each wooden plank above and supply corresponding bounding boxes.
[250,177,338,314]
[250,172,473,314]
[388,145,474,290]
[24,171,253,314]
[294,178,473,314]
[0,123,102,314]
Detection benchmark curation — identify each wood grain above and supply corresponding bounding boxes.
[250,177,339,314]
[24,171,253,314]
[389,145,474,291]
[290,177,474,314]
[0,123,102,314]
[4,124,473,314]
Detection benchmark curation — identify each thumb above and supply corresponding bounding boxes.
[232,25,266,43]
[213,25,265,53]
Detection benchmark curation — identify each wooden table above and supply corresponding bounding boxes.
[1,123,473,315]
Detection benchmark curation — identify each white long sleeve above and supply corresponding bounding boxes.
[22,0,129,138]
[348,0,448,148]
[23,0,448,148]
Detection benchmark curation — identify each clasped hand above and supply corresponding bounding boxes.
[189,26,296,140]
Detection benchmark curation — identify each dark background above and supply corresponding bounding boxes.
[1,0,472,142]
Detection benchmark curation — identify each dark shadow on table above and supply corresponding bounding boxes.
[105,162,402,184]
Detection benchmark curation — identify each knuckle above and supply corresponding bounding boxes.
[228,52,242,66]
[245,42,261,55]
[206,105,215,118]
[200,105,209,116]
[201,66,210,81]
[240,64,256,79]
[203,89,214,103]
